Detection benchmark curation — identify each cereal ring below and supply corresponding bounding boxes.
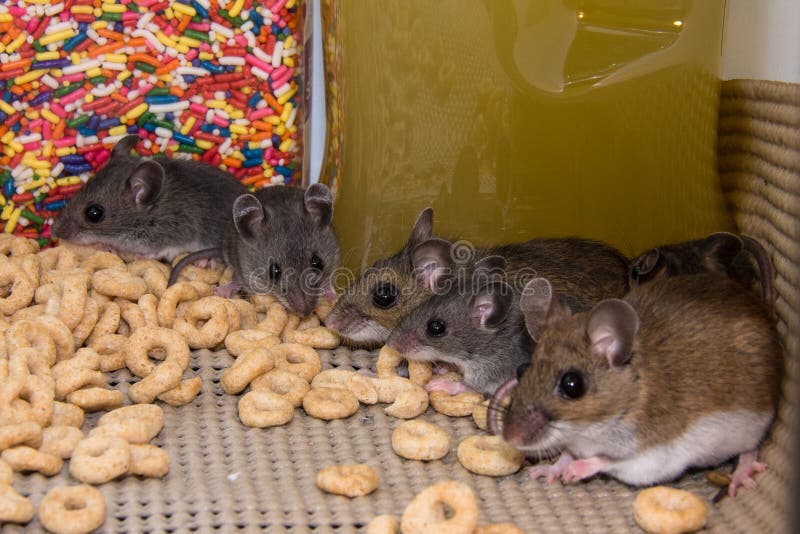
[187,280,214,297]
[54,369,106,401]
[221,348,274,395]
[238,390,294,428]
[457,435,524,476]
[127,444,170,478]
[172,254,223,285]
[1,446,63,476]
[9,236,39,257]
[0,483,35,524]
[38,484,105,534]
[39,425,84,460]
[172,296,230,349]
[297,315,320,331]
[256,302,289,336]
[142,267,168,298]
[474,524,526,534]
[5,374,54,427]
[127,259,171,279]
[400,481,479,534]
[87,301,121,345]
[95,405,164,444]
[271,343,322,382]
[371,377,429,419]
[281,313,301,341]
[51,401,84,428]
[66,388,124,413]
[408,360,433,386]
[56,272,90,330]
[0,421,42,451]
[366,515,399,534]
[376,345,404,378]
[289,327,339,349]
[116,298,146,334]
[221,299,242,333]
[91,269,147,301]
[157,376,203,407]
[5,320,56,365]
[81,251,126,273]
[72,296,99,348]
[230,298,258,330]
[633,486,708,534]
[124,327,190,404]
[12,253,40,288]
[35,316,76,361]
[69,436,131,484]
[250,293,278,312]
[138,294,160,328]
[310,368,355,389]
[315,464,379,497]
[0,262,34,315]
[10,303,45,324]
[88,334,127,373]
[347,373,378,405]
[157,282,199,328]
[472,400,490,432]
[391,421,451,461]
[250,369,310,407]
[430,390,484,417]
[302,387,359,420]
[224,329,280,358]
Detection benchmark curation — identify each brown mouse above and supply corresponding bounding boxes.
[324,208,437,348]
[488,274,782,496]
[629,232,775,306]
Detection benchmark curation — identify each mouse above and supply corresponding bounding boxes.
[217,183,339,317]
[324,207,437,348]
[629,232,775,306]
[51,134,248,262]
[386,254,533,396]
[489,274,783,497]
[386,236,630,395]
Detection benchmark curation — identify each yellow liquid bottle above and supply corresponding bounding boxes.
[321,0,733,271]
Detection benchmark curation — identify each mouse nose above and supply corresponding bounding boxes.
[288,292,316,318]
[51,217,78,239]
[502,405,547,448]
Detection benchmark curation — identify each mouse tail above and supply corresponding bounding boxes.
[740,235,776,307]
[168,248,223,287]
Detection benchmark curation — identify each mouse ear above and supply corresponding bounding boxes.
[629,249,663,285]
[127,160,164,207]
[701,232,743,272]
[232,194,265,241]
[304,183,333,226]
[412,238,454,293]
[587,299,640,367]
[406,208,434,250]
[111,135,140,159]
[472,255,506,286]
[470,281,514,330]
[519,278,567,342]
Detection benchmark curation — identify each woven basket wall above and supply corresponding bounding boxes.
[5,79,798,533]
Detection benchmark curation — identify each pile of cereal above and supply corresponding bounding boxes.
[0,0,303,245]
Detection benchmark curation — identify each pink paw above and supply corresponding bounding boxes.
[729,451,767,497]
[214,282,239,299]
[561,457,608,483]
[528,452,574,484]
[425,377,471,395]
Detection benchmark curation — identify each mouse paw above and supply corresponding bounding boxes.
[214,282,240,299]
[357,368,376,378]
[528,452,574,484]
[561,456,609,484]
[425,377,471,395]
[728,450,767,497]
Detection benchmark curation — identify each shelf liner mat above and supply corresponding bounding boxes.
[4,78,797,533]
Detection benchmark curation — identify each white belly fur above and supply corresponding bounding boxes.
[603,410,773,486]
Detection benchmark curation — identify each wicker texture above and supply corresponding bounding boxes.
[5,79,798,533]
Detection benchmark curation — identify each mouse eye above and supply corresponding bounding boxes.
[310,254,323,271]
[269,262,282,281]
[515,363,530,380]
[372,282,397,309]
[84,203,105,223]
[426,319,446,337]
[558,370,585,400]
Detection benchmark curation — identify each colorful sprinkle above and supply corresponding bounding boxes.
[0,0,303,245]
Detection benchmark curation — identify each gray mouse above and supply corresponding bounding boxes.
[51,134,248,261]
[324,208,437,348]
[629,232,775,306]
[217,183,339,316]
[489,274,782,497]
[386,236,630,395]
